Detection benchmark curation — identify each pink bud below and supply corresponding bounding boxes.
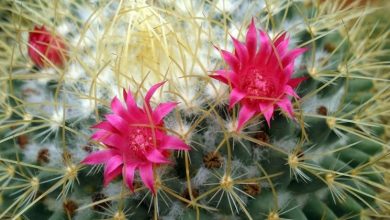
[28,25,68,68]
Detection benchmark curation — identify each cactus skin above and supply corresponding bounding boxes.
[0,0,389,219]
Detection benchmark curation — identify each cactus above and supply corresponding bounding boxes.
[0,0,389,219]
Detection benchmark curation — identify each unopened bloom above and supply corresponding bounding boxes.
[82,82,190,193]
[211,19,307,130]
[28,25,68,68]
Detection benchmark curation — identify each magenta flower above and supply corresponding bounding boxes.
[211,19,307,131]
[82,82,190,193]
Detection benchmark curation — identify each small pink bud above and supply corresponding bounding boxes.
[28,25,68,68]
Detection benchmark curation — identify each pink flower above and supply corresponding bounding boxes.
[210,19,307,131]
[28,25,68,68]
[82,82,190,193]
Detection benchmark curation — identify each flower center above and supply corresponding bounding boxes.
[128,127,155,159]
[243,68,276,100]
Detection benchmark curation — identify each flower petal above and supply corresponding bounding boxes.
[139,164,155,193]
[284,85,299,98]
[246,18,257,58]
[105,155,123,174]
[153,102,177,123]
[255,30,271,64]
[123,89,128,101]
[259,31,271,53]
[124,88,137,110]
[210,70,238,87]
[232,37,249,64]
[276,34,290,58]
[288,76,307,88]
[277,98,294,118]
[282,48,307,66]
[106,114,129,135]
[237,105,257,131]
[146,149,170,164]
[160,135,190,150]
[92,121,118,133]
[229,89,246,108]
[209,73,229,84]
[145,82,166,108]
[91,130,109,141]
[274,32,287,47]
[82,149,115,165]
[101,133,128,151]
[103,165,122,187]
[111,97,130,120]
[283,63,295,79]
[259,103,274,127]
[123,163,137,191]
[220,49,240,72]
[123,89,145,121]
